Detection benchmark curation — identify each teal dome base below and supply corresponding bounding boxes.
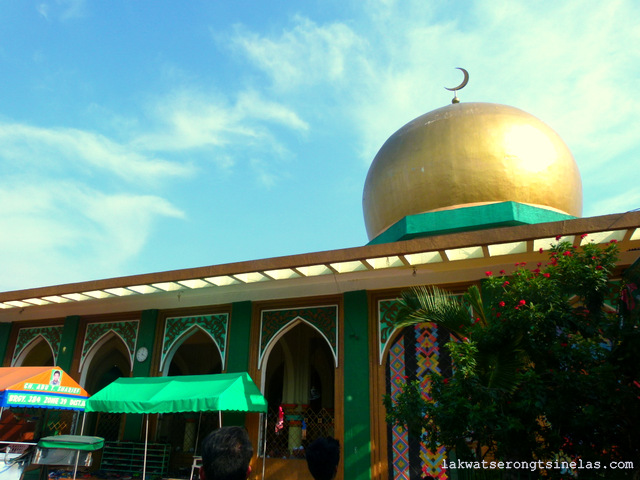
[367,202,576,245]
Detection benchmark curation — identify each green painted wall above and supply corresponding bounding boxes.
[0,323,12,366]
[57,316,80,372]
[123,309,159,441]
[224,301,253,427]
[343,290,372,480]
[226,301,252,373]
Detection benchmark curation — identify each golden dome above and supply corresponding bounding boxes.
[363,102,583,240]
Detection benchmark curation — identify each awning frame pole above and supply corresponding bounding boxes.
[80,411,86,435]
[72,449,81,480]
[142,414,149,480]
[261,412,267,480]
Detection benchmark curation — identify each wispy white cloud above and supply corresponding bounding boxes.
[0,180,184,290]
[0,123,194,184]
[132,89,307,177]
[229,16,367,92]
[37,0,86,21]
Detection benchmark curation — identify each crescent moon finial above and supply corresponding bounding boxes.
[444,67,469,104]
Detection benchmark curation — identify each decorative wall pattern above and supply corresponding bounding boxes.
[385,318,452,479]
[259,305,338,368]
[81,321,139,371]
[379,299,401,364]
[161,314,229,371]
[12,326,64,366]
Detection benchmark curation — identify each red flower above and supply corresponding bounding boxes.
[500,269,506,274]
[555,235,562,240]
[580,233,588,239]
[502,281,510,287]
[543,273,550,278]
[596,265,603,270]
[539,247,544,254]
[533,268,540,274]
[519,299,526,305]
[499,301,506,307]
[485,271,493,276]
[560,342,568,347]
[610,239,618,243]
[496,312,501,318]
[537,262,542,267]
[563,251,572,256]
[443,378,449,384]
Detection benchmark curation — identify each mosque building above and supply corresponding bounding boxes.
[2,72,640,480]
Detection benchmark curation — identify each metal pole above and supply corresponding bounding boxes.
[218,411,222,428]
[194,412,202,455]
[80,411,86,435]
[261,412,267,480]
[142,414,149,480]
[72,450,80,480]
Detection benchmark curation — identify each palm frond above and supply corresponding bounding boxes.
[395,285,471,338]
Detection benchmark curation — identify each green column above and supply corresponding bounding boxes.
[226,301,252,373]
[0,323,12,366]
[57,316,80,372]
[123,309,159,441]
[224,301,253,426]
[343,290,372,480]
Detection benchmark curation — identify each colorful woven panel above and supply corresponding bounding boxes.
[385,321,450,480]
[12,325,64,366]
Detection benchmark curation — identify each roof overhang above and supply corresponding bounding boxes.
[1,211,640,321]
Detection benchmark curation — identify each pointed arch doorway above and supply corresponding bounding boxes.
[80,333,132,441]
[157,326,224,474]
[261,317,336,461]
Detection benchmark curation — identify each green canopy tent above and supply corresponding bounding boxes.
[85,372,267,480]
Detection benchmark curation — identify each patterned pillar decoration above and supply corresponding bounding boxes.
[80,321,140,372]
[381,300,451,480]
[258,306,338,369]
[12,326,64,366]
[161,314,229,371]
[379,299,401,365]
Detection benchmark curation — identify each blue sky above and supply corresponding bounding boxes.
[1,0,639,291]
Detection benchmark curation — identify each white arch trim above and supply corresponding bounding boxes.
[79,331,133,388]
[258,315,337,371]
[160,324,225,376]
[12,335,56,367]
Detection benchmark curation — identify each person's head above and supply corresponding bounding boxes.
[306,436,340,480]
[200,426,253,480]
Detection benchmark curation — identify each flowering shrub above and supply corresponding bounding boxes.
[383,239,640,478]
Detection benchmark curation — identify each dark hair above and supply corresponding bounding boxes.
[306,436,340,480]
[200,426,253,480]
